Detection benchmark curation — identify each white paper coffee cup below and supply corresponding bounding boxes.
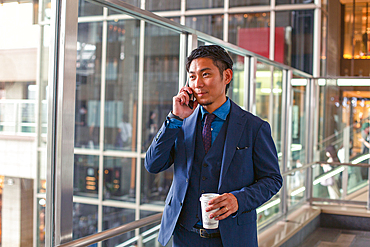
[199,193,219,229]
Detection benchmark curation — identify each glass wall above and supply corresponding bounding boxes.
[0,0,326,246]
[343,3,370,59]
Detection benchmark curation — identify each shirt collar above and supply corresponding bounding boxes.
[200,98,230,121]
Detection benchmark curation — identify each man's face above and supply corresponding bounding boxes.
[188,57,232,112]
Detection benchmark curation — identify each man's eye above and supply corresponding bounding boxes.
[203,73,209,77]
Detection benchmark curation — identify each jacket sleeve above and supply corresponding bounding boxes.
[144,121,181,174]
[231,121,283,215]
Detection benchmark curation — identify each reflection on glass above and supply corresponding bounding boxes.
[228,53,245,107]
[313,164,342,200]
[78,0,103,17]
[75,22,102,150]
[105,20,140,152]
[73,203,98,240]
[290,84,306,168]
[102,207,135,246]
[230,0,269,8]
[142,23,180,151]
[228,13,270,60]
[255,63,271,122]
[256,195,280,226]
[272,68,283,154]
[37,198,46,247]
[185,15,224,40]
[287,169,306,208]
[146,0,181,11]
[74,155,99,198]
[187,0,223,10]
[275,10,314,74]
[343,3,370,60]
[38,150,47,194]
[141,161,173,204]
[103,157,136,202]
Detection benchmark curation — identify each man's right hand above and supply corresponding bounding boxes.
[172,86,198,119]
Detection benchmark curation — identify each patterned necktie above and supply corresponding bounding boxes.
[202,113,216,154]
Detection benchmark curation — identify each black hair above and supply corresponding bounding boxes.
[186,45,233,94]
[325,145,339,163]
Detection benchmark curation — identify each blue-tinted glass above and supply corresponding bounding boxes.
[146,0,181,11]
[185,15,223,40]
[230,0,269,8]
[79,0,103,17]
[187,0,223,10]
[276,10,314,74]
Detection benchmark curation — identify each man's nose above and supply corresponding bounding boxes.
[193,77,203,88]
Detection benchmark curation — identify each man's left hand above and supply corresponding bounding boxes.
[206,193,238,221]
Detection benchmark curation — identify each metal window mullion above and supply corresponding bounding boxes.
[136,20,146,239]
[179,33,187,89]
[313,8,321,77]
[280,69,292,216]
[269,10,275,61]
[304,79,313,202]
[248,56,256,114]
[223,0,229,43]
[268,66,273,125]
[45,0,79,245]
[188,33,198,55]
[243,56,249,110]
[97,8,109,246]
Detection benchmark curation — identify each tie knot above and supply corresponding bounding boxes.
[204,113,216,126]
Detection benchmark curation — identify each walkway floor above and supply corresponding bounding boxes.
[299,227,370,247]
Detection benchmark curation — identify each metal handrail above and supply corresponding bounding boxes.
[57,213,162,247]
[281,160,370,177]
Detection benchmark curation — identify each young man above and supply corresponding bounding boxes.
[145,45,282,247]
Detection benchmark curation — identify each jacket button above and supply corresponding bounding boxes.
[201,190,205,193]
[180,202,183,206]
[203,163,208,167]
[202,176,206,181]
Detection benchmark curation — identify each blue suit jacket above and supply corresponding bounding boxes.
[145,100,283,247]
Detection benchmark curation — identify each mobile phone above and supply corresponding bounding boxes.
[185,80,194,109]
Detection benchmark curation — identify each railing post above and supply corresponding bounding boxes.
[280,69,292,216]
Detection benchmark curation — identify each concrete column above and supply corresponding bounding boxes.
[2,177,33,247]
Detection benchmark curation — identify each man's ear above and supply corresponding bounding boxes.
[224,68,233,85]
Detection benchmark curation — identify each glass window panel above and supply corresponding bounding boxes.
[230,0,269,8]
[276,0,313,4]
[276,10,314,74]
[228,13,270,60]
[228,53,245,107]
[287,169,306,209]
[272,68,283,155]
[185,15,224,40]
[141,160,173,205]
[142,23,180,151]
[105,20,140,152]
[74,155,99,198]
[102,207,136,246]
[75,22,102,150]
[78,0,103,17]
[312,165,343,200]
[103,157,136,202]
[38,150,47,194]
[256,194,280,226]
[255,63,272,122]
[73,203,98,240]
[290,83,307,169]
[146,0,181,11]
[109,0,140,15]
[37,198,46,247]
[139,211,162,244]
[343,3,370,60]
[187,0,223,9]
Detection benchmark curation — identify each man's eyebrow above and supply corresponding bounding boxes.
[189,68,212,74]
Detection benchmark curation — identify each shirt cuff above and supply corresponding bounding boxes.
[165,117,183,129]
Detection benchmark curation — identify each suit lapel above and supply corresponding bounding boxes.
[183,107,199,178]
[219,102,248,190]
